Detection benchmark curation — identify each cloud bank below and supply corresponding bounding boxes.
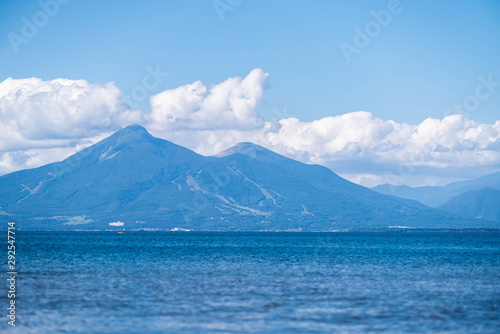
[1,70,499,187]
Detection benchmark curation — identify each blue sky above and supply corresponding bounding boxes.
[0,0,499,187]
[1,0,499,124]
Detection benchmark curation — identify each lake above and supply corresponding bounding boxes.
[2,231,499,333]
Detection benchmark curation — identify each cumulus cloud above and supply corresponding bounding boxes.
[268,113,500,186]
[0,77,143,150]
[1,70,499,187]
[148,68,268,131]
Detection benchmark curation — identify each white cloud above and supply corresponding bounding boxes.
[148,68,267,131]
[0,70,499,187]
[0,77,143,150]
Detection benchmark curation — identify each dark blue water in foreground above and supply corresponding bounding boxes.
[2,232,499,333]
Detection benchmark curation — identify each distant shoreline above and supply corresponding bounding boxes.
[3,228,499,233]
[348,228,500,233]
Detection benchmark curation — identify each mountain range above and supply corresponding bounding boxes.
[0,125,496,231]
[372,172,500,207]
[373,172,500,222]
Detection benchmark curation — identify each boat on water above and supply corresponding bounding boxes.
[117,231,125,234]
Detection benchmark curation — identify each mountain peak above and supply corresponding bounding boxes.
[112,124,153,142]
[215,142,293,163]
[117,124,150,134]
[215,142,271,157]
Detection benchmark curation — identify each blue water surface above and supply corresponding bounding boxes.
[1,232,499,333]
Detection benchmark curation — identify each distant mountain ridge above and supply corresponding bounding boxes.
[0,125,495,230]
[438,188,500,222]
[373,172,500,207]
